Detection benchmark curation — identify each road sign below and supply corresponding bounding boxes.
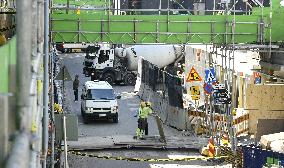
[203,83,213,95]
[253,72,261,84]
[190,86,201,100]
[253,72,260,78]
[205,68,216,84]
[212,84,231,104]
[186,67,202,82]
[254,76,261,84]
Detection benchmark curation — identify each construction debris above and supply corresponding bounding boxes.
[260,132,284,153]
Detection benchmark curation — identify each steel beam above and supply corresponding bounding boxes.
[50,12,284,44]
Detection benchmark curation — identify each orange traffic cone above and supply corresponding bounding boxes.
[208,136,215,157]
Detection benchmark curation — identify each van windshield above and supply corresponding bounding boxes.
[86,89,115,100]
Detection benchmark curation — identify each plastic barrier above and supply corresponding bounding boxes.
[242,146,284,168]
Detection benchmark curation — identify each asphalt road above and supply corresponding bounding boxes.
[61,53,159,137]
[60,53,231,168]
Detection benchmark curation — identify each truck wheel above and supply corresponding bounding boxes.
[113,113,118,123]
[103,72,115,85]
[124,73,136,86]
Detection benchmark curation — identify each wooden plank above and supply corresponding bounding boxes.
[245,84,284,111]
[248,110,260,134]
[249,110,284,134]
[155,115,166,143]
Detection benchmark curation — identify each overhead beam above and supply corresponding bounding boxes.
[50,12,284,44]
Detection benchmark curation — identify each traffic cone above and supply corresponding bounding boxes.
[222,134,229,147]
[208,136,215,157]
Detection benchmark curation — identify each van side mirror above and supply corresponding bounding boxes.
[116,95,121,99]
[81,94,84,99]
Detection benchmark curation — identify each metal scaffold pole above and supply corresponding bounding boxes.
[231,0,237,153]
[43,0,50,167]
[268,0,273,72]
[50,49,55,168]
[6,0,32,167]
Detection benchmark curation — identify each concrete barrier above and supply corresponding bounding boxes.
[138,83,191,130]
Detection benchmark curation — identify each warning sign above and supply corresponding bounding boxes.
[205,68,216,84]
[186,67,202,82]
[190,86,200,100]
[253,72,261,84]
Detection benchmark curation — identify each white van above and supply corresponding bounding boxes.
[81,80,120,123]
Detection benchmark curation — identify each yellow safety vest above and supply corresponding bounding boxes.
[139,107,152,119]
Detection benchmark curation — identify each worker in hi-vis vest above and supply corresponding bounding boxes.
[135,101,152,139]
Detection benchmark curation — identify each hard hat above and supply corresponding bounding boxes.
[140,102,146,108]
[146,102,152,107]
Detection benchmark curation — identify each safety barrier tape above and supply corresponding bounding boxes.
[233,114,249,125]
[188,111,249,125]
[67,150,228,162]
[189,111,250,135]
[236,128,249,136]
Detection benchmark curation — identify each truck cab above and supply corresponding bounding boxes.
[81,80,120,123]
[83,44,136,85]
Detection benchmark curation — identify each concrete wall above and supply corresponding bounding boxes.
[138,83,190,130]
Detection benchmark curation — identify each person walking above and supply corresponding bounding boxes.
[73,74,80,102]
[135,101,152,139]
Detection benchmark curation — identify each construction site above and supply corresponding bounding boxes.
[0,0,284,167]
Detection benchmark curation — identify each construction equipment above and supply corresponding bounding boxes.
[83,44,184,85]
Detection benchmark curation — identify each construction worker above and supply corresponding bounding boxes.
[144,101,153,135]
[135,101,146,139]
[73,74,80,102]
[135,101,153,139]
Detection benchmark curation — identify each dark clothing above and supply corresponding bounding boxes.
[73,78,79,101]
[145,122,148,135]
[74,90,78,101]
[138,118,147,130]
[73,78,79,90]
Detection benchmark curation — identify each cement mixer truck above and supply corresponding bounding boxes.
[83,44,184,85]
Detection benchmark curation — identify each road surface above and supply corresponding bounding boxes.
[59,53,231,168]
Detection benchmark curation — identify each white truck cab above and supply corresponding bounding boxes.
[81,80,120,123]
